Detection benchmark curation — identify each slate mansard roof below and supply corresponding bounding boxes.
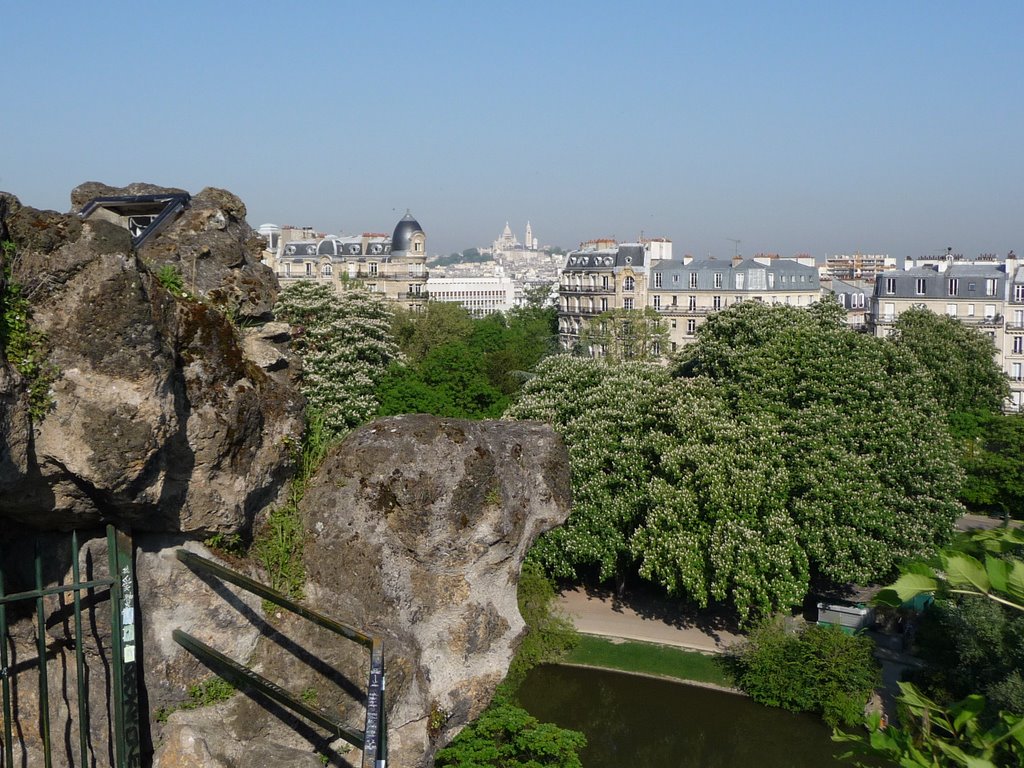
[563,244,647,270]
[649,257,819,292]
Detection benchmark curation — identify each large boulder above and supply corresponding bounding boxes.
[0,189,302,532]
[153,415,571,768]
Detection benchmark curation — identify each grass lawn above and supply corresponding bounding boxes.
[564,635,735,688]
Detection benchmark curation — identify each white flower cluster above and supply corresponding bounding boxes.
[275,283,401,437]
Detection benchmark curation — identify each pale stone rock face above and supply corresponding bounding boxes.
[153,416,570,768]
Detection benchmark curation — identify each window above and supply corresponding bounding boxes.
[686,319,696,335]
[652,341,661,356]
[654,272,663,288]
[916,278,927,295]
[714,272,723,288]
[885,277,896,295]
[713,295,722,311]
[600,297,608,311]
[768,272,775,289]
[736,272,745,290]
[946,304,957,317]
[414,241,422,253]
[968,282,976,292]
[1016,285,1024,302]
[321,264,333,276]
[602,275,609,290]
[1014,363,1023,381]
[948,278,958,296]
[670,319,677,328]
[853,293,865,309]
[688,295,696,311]
[369,262,378,276]
[1015,337,1024,355]
[985,304,996,319]
[623,276,635,291]
[689,272,697,288]
[986,278,997,296]
[653,295,661,309]
[883,302,895,320]
[623,298,634,310]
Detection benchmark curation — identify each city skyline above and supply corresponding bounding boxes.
[2,2,1021,261]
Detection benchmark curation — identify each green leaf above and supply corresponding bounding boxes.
[985,555,1009,594]
[1006,560,1024,606]
[941,552,990,594]
[951,693,986,731]
[886,573,940,604]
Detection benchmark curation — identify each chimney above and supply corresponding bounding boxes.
[732,254,743,267]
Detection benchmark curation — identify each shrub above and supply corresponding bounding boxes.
[723,618,880,727]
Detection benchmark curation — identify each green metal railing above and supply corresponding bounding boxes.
[173,549,386,767]
[0,525,140,768]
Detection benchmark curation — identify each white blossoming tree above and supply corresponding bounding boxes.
[678,300,964,587]
[274,282,401,438]
[508,301,965,621]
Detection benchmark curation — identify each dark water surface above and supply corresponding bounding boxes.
[516,665,847,768]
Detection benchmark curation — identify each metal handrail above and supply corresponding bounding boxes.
[173,549,386,767]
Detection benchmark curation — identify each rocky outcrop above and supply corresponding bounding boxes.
[153,415,571,768]
[0,186,301,533]
[0,183,572,768]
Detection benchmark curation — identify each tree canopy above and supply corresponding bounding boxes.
[509,301,966,620]
[838,528,1024,768]
[890,307,1008,418]
[578,307,669,361]
[379,300,557,419]
[274,283,400,438]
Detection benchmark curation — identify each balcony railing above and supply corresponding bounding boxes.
[559,285,613,294]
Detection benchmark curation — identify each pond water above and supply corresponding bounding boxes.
[516,665,850,768]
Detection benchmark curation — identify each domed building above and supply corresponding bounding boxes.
[262,211,428,310]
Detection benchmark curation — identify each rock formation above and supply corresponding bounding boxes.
[0,184,571,767]
[152,415,570,768]
[0,184,301,532]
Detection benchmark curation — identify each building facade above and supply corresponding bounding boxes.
[260,212,428,310]
[557,240,820,354]
[426,275,517,317]
[870,253,1024,410]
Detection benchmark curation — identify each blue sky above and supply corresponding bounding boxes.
[2,1,1021,259]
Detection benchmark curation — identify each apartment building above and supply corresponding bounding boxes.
[558,239,820,353]
[259,212,428,310]
[870,252,1024,410]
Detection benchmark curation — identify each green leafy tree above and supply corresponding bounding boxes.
[392,301,475,363]
[889,307,1009,419]
[839,528,1024,767]
[434,702,586,768]
[578,307,669,361]
[677,301,964,587]
[956,412,1024,520]
[274,283,400,437]
[724,618,880,727]
[382,299,557,418]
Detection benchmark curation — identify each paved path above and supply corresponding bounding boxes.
[556,587,742,653]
